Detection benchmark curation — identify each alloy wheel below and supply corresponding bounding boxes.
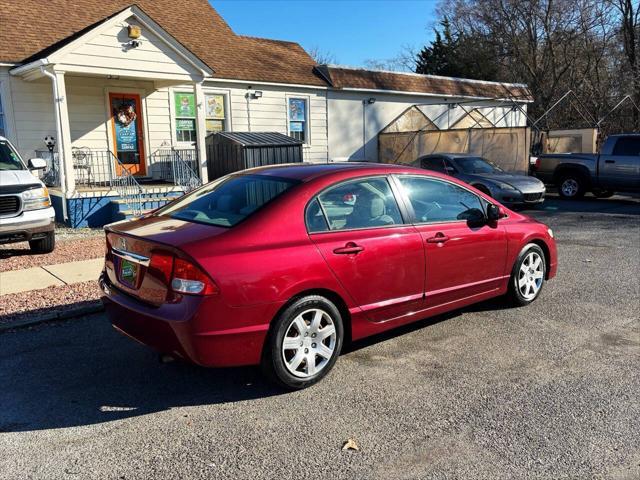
[281,308,337,378]
[517,251,544,300]
[561,179,579,197]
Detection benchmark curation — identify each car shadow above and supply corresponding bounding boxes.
[0,245,37,259]
[530,194,640,216]
[0,315,284,433]
[0,295,519,433]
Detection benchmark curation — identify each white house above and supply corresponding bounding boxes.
[0,0,532,227]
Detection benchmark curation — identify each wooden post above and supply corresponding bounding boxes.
[54,70,75,195]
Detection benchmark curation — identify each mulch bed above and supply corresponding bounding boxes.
[0,280,102,326]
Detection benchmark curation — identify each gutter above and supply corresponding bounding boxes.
[336,86,533,103]
[40,66,68,221]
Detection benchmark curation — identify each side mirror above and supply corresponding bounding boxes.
[28,158,47,170]
[444,166,457,175]
[487,204,501,222]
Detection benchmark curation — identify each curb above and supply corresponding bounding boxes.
[0,301,105,332]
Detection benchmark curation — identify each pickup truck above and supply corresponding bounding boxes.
[532,134,640,198]
[0,136,56,252]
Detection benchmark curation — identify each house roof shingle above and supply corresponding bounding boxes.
[315,65,533,102]
[0,0,326,86]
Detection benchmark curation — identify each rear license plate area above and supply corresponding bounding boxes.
[119,259,139,288]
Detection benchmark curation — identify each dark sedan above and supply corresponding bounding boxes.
[413,153,546,206]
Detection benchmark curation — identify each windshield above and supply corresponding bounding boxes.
[158,174,300,227]
[0,142,26,171]
[455,157,502,174]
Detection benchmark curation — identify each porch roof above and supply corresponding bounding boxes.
[1,0,325,87]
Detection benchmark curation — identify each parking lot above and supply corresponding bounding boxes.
[1,194,638,480]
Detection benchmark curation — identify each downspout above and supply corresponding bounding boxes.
[41,67,68,221]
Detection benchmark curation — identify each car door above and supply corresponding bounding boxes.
[599,137,640,190]
[307,176,425,323]
[394,174,508,307]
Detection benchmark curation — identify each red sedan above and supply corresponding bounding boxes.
[101,163,557,389]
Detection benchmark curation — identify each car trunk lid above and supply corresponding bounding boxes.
[104,216,227,305]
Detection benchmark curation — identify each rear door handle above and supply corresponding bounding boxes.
[333,242,365,254]
[604,160,615,164]
[426,233,450,243]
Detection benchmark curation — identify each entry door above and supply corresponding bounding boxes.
[109,93,146,176]
[308,176,425,322]
[395,175,508,307]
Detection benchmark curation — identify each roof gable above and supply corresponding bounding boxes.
[1,0,325,86]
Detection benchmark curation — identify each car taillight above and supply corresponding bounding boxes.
[149,251,174,285]
[171,257,219,295]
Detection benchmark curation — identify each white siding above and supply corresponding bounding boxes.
[60,18,200,79]
[327,90,528,162]
[4,72,328,165]
[171,80,328,162]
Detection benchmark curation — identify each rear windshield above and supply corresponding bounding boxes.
[0,142,25,171]
[158,174,300,227]
[455,157,502,174]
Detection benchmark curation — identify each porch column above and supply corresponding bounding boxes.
[55,70,75,195]
[194,80,209,183]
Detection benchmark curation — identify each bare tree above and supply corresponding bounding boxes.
[364,45,418,72]
[307,46,337,65]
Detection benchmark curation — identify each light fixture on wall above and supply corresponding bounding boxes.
[367,97,376,104]
[250,90,263,99]
[128,25,141,39]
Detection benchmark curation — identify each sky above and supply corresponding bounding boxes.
[211,0,438,68]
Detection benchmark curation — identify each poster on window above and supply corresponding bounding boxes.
[289,99,306,121]
[176,119,195,131]
[206,95,225,119]
[175,93,195,117]
[112,98,138,154]
[289,121,304,132]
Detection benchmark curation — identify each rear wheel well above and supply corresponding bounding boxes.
[554,166,591,187]
[271,289,352,344]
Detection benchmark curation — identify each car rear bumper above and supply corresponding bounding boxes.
[0,207,55,244]
[100,272,275,367]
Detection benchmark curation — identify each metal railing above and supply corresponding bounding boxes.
[109,150,144,216]
[150,147,201,192]
[36,150,60,187]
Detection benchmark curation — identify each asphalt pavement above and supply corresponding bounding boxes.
[1,193,639,479]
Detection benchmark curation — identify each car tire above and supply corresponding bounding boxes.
[261,295,344,390]
[29,231,55,254]
[507,243,546,307]
[558,173,586,199]
[474,184,492,197]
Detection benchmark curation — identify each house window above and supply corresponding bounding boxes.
[288,98,308,143]
[205,94,226,134]
[174,92,196,143]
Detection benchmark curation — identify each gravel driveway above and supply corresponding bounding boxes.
[1,194,638,479]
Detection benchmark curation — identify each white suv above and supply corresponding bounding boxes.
[0,136,56,253]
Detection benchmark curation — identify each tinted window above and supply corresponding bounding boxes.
[421,157,446,173]
[0,142,25,171]
[305,198,329,233]
[159,174,299,227]
[455,157,502,174]
[315,177,403,231]
[398,176,484,223]
[612,137,640,156]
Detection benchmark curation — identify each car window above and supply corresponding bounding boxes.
[398,176,485,223]
[158,174,299,227]
[0,142,25,171]
[313,177,403,232]
[612,137,640,156]
[421,157,446,173]
[455,157,502,174]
